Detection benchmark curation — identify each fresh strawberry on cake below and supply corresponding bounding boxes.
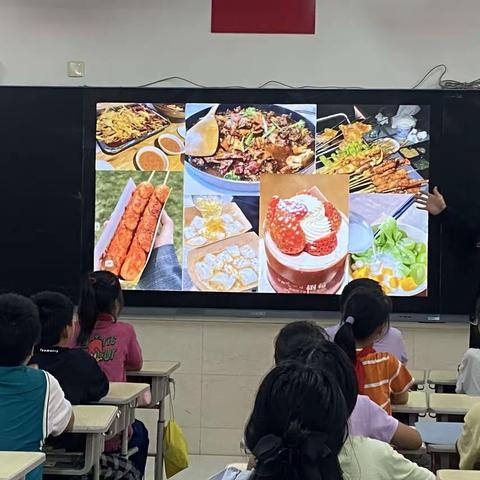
[267,193,342,256]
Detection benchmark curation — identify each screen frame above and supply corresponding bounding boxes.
[82,88,443,314]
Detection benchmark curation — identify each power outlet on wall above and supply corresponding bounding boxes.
[67,61,85,78]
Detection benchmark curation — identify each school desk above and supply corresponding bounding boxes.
[415,421,463,471]
[43,405,117,480]
[395,443,428,457]
[428,443,459,471]
[430,394,480,422]
[437,470,480,479]
[127,361,180,480]
[428,370,458,393]
[0,452,45,480]
[97,382,150,456]
[411,369,427,390]
[392,391,428,425]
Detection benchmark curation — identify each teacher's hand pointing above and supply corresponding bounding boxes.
[417,186,447,216]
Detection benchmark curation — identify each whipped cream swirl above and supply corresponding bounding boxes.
[290,194,332,243]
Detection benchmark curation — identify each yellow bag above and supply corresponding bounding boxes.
[163,383,189,478]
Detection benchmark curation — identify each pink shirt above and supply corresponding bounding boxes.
[68,314,143,382]
[349,395,398,443]
[68,314,143,452]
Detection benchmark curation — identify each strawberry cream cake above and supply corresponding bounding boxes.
[264,187,348,293]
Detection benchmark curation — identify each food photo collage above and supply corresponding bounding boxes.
[94,102,430,296]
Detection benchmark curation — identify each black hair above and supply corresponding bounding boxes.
[339,278,383,312]
[334,286,392,364]
[77,271,124,346]
[288,339,359,415]
[0,294,40,366]
[31,291,74,348]
[245,359,354,480]
[274,321,327,365]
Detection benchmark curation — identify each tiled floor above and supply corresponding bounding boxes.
[145,455,245,480]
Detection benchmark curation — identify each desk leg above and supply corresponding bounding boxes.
[93,436,101,480]
[156,398,166,480]
[122,406,130,456]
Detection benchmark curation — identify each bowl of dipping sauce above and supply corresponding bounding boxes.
[134,146,169,171]
[157,134,185,155]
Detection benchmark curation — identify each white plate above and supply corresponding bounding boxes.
[349,223,427,297]
[177,125,186,138]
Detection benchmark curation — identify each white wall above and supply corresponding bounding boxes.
[130,315,469,456]
[0,0,479,88]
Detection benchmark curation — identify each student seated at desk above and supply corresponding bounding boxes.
[334,287,414,414]
[325,279,408,364]
[226,352,434,480]
[274,321,422,450]
[30,292,141,480]
[30,291,109,404]
[456,402,480,469]
[0,294,73,480]
[68,271,149,477]
[456,348,480,395]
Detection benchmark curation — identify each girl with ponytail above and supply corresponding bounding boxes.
[71,270,142,380]
[324,278,408,364]
[334,286,414,414]
[69,271,148,476]
[77,271,124,347]
[234,348,434,480]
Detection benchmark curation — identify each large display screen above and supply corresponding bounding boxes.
[94,101,430,297]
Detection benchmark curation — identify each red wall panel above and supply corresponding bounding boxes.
[211,0,316,34]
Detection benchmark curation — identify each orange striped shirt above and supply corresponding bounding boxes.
[358,351,414,415]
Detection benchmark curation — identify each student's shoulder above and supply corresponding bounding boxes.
[356,394,377,410]
[363,351,393,363]
[42,370,64,392]
[465,401,480,421]
[343,437,434,479]
[114,321,137,335]
[388,327,403,337]
[324,324,340,339]
[340,437,391,468]
[67,347,97,363]
[462,347,480,361]
[24,365,49,384]
[341,437,402,468]
[356,394,386,415]
[369,350,403,365]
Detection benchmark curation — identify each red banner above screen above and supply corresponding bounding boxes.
[211,0,316,34]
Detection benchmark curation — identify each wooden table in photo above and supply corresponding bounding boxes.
[97,382,150,456]
[96,121,185,172]
[43,405,117,480]
[430,394,480,422]
[0,452,45,480]
[127,361,181,480]
[437,470,480,479]
[392,391,428,425]
[428,370,458,393]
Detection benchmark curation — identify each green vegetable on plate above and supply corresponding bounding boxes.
[352,217,427,286]
[224,172,241,181]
